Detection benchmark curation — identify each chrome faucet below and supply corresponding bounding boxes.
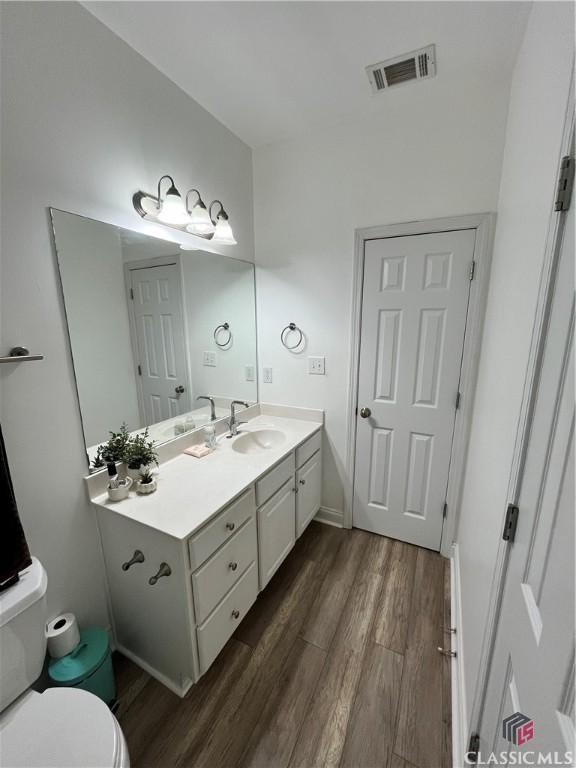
[197,395,216,421]
[228,400,250,437]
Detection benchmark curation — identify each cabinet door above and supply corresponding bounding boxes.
[296,450,322,537]
[257,478,296,589]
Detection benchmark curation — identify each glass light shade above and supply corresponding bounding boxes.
[211,217,237,245]
[186,205,215,235]
[157,191,189,225]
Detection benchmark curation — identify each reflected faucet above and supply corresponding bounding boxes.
[228,400,250,438]
[197,395,216,421]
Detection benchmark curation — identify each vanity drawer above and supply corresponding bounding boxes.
[188,487,256,570]
[296,430,322,469]
[196,560,258,675]
[192,516,257,624]
[256,453,295,507]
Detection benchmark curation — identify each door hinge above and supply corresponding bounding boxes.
[467,733,480,763]
[555,155,574,212]
[502,503,519,542]
[469,261,476,281]
[455,391,461,410]
[137,364,142,376]
[130,288,134,300]
[443,501,448,519]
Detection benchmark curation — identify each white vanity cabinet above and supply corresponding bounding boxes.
[93,422,323,697]
[256,431,322,588]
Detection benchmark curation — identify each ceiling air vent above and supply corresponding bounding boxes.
[366,45,436,94]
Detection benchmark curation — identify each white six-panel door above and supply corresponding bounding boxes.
[130,264,191,425]
[479,201,574,758]
[353,230,475,550]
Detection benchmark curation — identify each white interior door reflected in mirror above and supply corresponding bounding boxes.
[50,209,258,469]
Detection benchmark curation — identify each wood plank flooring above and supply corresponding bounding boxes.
[114,522,451,768]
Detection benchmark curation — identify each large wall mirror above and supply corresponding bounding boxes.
[51,209,258,469]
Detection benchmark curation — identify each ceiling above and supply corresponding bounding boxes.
[84,1,531,148]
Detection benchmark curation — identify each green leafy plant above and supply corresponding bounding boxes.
[126,428,158,470]
[139,469,155,485]
[92,423,131,469]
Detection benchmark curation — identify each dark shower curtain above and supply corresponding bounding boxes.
[0,424,31,589]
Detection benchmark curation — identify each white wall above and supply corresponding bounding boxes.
[455,1,574,730]
[253,57,515,518]
[182,253,258,405]
[0,1,253,627]
[52,211,141,447]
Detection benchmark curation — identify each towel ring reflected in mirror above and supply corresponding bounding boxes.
[214,322,232,348]
[281,323,304,351]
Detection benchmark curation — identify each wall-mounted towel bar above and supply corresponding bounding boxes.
[0,346,44,364]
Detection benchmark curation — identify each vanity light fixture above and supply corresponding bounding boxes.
[186,189,215,236]
[132,175,237,245]
[209,200,237,245]
[155,175,189,226]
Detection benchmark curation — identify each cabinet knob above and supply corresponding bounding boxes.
[226,521,235,531]
[299,479,306,485]
[148,562,172,585]
[122,550,145,571]
[229,561,238,571]
[231,609,240,619]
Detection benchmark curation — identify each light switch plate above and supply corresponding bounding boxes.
[308,356,325,375]
[203,351,217,367]
[245,365,255,382]
[262,367,273,384]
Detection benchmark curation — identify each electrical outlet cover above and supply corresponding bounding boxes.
[203,351,217,367]
[262,367,273,384]
[308,356,325,375]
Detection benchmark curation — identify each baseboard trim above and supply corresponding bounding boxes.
[451,542,468,768]
[314,506,344,528]
[115,642,193,699]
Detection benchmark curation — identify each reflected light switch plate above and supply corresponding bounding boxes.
[203,351,217,367]
[245,365,255,382]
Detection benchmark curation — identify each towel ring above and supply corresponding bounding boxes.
[214,322,232,347]
[281,323,303,350]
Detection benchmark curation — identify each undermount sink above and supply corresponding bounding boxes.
[232,429,286,454]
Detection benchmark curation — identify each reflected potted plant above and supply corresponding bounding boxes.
[92,424,131,471]
[135,469,157,495]
[126,429,159,481]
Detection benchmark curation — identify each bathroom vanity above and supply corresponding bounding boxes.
[88,409,322,696]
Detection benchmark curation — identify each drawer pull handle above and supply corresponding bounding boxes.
[122,550,145,571]
[231,609,240,619]
[229,561,238,571]
[299,479,306,485]
[292,487,298,494]
[148,562,171,585]
[226,522,235,531]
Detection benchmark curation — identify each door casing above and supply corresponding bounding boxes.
[346,212,496,557]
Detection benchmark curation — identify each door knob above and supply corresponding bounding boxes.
[175,385,185,395]
[148,562,171,585]
[360,407,372,418]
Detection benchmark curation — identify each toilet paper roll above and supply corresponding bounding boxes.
[45,613,80,659]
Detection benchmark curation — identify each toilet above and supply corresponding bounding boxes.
[0,558,129,767]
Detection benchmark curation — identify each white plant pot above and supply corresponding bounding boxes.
[136,478,157,495]
[107,476,133,502]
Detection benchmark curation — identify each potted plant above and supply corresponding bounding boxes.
[135,468,157,495]
[126,429,159,480]
[91,424,131,471]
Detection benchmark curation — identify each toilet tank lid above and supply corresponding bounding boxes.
[0,558,47,627]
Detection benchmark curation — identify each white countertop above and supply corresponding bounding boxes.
[91,413,322,540]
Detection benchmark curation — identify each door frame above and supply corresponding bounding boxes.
[124,254,192,426]
[345,212,496,556]
[468,77,575,749]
